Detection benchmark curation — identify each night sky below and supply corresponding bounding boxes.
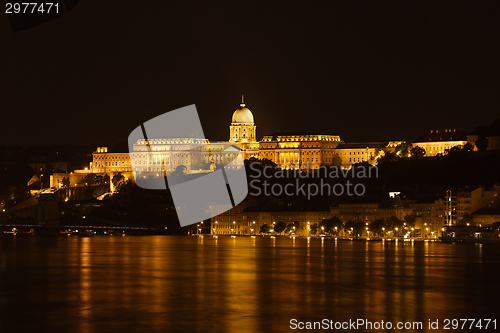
[1,1,499,147]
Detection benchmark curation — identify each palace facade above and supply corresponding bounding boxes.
[70,99,404,183]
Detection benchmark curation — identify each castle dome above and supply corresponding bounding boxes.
[232,100,254,124]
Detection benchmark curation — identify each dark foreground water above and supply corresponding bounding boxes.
[0,236,499,333]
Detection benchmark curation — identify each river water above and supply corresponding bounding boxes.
[0,236,499,332]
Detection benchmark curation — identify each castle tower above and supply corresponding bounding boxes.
[229,96,259,160]
[230,95,256,143]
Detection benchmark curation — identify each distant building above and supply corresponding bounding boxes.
[411,199,446,237]
[334,141,403,167]
[413,129,468,156]
[210,199,257,235]
[30,162,46,173]
[210,199,330,235]
[330,197,413,223]
[467,119,500,151]
[445,186,500,226]
[91,147,131,173]
[471,208,500,226]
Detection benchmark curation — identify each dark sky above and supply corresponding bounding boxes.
[1,1,499,147]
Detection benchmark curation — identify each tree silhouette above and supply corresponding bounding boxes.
[410,145,426,158]
[274,221,287,234]
[259,223,271,234]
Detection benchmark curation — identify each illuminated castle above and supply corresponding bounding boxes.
[72,98,399,181]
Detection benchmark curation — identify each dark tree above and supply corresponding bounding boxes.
[112,173,125,188]
[410,145,426,158]
[345,220,365,237]
[404,214,415,228]
[171,165,187,176]
[274,221,287,234]
[320,216,343,234]
[369,218,387,236]
[395,143,412,157]
[4,185,32,209]
[386,216,404,230]
[462,142,474,152]
[310,223,319,235]
[260,223,271,234]
[285,221,301,233]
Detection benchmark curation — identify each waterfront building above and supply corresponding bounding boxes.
[210,199,256,235]
[471,208,500,226]
[412,199,446,237]
[329,197,413,223]
[444,186,500,226]
[209,197,331,236]
[241,207,330,235]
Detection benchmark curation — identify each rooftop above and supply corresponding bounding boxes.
[414,129,467,143]
[335,142,388,149]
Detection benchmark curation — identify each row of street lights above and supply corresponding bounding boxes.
[206,220,439,238]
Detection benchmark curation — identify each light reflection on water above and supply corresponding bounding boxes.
[0,236,499,332]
